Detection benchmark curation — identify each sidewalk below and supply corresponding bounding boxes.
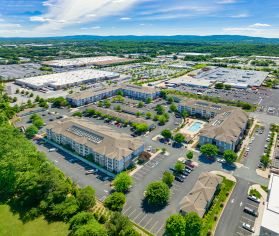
[249,185,268,236]
[129,150,162,176]
[44,138,116,177]
[237,119,258,162]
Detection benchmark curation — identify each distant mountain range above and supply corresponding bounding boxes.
[1,35,279,44]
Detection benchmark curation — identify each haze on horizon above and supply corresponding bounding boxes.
[0,0,279,38]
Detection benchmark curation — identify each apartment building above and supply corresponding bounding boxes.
[46,118,144,173]
[179,172,222,217]
[67,85,160,107]
[178,99,249,152]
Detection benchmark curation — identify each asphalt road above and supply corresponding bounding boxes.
[215,178,251,236]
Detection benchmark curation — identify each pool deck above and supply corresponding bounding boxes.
[179,118,206,139]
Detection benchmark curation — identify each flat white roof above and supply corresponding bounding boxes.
[194,67,269,87]
[42,56,129,67]
[16,69,119,88]
[168,75,212,87]
[261,173,279,233]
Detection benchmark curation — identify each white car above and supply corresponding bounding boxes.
[242,223,255,232]
[247,195,260,203]
[216,158,226,164]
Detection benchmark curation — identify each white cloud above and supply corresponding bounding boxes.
[120,17,131,20]
[217,0,237,4]
[30,16,52,22]
[32,0,139,34]
[250,23,271,27]
[229,13,250,18]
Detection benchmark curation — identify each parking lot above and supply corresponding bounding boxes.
[123,150,224,236]
[235,197,260,236]
[35,142,112,201]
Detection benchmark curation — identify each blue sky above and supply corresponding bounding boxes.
[0,0,279,37]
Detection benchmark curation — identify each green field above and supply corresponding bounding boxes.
[0,205,69,236]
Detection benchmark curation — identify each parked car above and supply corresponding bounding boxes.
[85,169,96,175]
[247,195,260,203]
[49,148,57,152]
[242,223,255,233]
[184,168,192,174]
[216,158,226,163]
[175,175,184,182]
[244,207,258,217]
[69,158,77,163]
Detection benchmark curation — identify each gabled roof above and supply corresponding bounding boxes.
[46,117,144,160]
[179,172,222,217]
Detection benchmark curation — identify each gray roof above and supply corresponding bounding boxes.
[200,108,249,143]
[46,117,144,160]
[88,105,154,126]
[67,84,160,101]
[179,172,222,217]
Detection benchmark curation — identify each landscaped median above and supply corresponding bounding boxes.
[201,175,236,236]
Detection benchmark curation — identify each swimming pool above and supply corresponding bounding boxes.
[187,121,203,132]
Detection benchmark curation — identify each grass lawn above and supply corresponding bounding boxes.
[0,205,69,236]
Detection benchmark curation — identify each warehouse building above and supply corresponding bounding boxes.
[67,85,161,107]
[260,173,279,236]
[193,67,269,88]
[42,56,132,68]
[46,118,144,173]
[15,69,119,90]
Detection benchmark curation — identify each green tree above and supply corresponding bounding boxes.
[200,144,218,158]
[167,96,174,104]
[165,214,185,236]
[170,103,177,112]
[117,90,124,96]
[113,172,133,192]
[69,212,95,232]
[138,101,144,108]
[223,150,237,164]
[186,151,194,160]
[158,115,167,125]
[145,112,152,119]
[104,99,111,108]
[215,83,224,89]
[77,186,96,211]
[25,125,38,139]
[181,110,189,120]
[52,97,68,107]
[184,212,203,236]
[114,105,121,111]
[261,155,270,168]
[161,129,172,139]
[106,212,139,236]
[174,133,185,144]
[98,101,103,107]
[74,221,107,236]
[104,192,126,211]
[135,123,149,134]
[162,171,175,187]
[145,97,152,104]
[145,181,170,206]
[174,161,184,173]
[72,111,83,117]
[156,105,165,115]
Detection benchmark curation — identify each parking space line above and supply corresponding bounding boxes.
[123,206,132,214]
[138,214,148,225]
[128,209,137,217]
[132,212,143,221]
[149,221,159,232]
[236,231,243,236]
[245,202,258,208]
[155,224,165,235]
[143,217,153,228]
[128,209,138,218]
[241,216,254,223]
